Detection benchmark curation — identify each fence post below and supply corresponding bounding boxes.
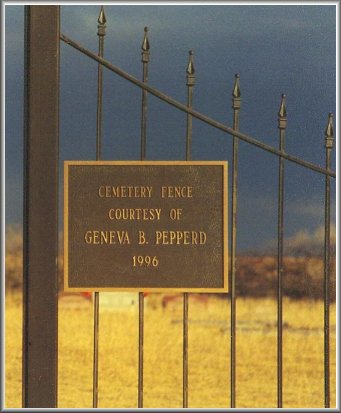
[324,112,333,408]
[277,94,287,408]
[138,26,150,409]
[23,5,60,407]
[183,50,195,408]
[230,73,241,408]
[92,6,106,408]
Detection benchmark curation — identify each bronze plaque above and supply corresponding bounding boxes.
[64,161,228,292]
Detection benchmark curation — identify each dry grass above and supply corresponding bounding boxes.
[5,292,336,409]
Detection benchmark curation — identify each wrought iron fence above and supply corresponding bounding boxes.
[22,5,335,409]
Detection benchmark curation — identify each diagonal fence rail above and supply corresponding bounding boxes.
[60,33,335,179]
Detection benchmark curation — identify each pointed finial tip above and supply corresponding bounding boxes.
[232,74,241,98]
[98,6,106,24]
[186,50,195,75]
[325,112,334,136]
[141,26,150,52]
[325,112,334,146]
[278,93,287,122]
[280,94,286,106]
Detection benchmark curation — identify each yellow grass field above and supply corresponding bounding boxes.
[5,292,336,409]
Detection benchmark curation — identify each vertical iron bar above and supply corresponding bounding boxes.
[230,74,241,408]
[183,293,189,408]
[93,292,100,408]
[138,294,144,408]
[140,27,149,162]
[324,113,333,408]
[186,51,194,161]
[93,7,106,408]
[138,27,150,408]
[183,50,195,408]
[277,94,287,408]
[23,6,60,407]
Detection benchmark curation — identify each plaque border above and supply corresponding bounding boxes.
[64,160,228,293]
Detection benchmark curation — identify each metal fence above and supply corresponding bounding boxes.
[22,5,335,409]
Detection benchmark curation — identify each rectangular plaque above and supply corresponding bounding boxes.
[64,161,228,292]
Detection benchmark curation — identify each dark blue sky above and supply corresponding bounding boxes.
[5,4,336,251]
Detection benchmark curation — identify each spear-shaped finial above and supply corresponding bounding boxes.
[141,26,150,52]
[141,27,150,64]
[278,94,287,117]
[98,6,106,24]
[325,112,334,149]
[186,50,195,87]
[232,73,241,110]
[278,94,287,129]
[97,6,107,36]
[232,73,241,98]
[186,50,195,75]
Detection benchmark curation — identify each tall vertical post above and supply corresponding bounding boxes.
[96,6,106,161]
[140,26,150,161]
[277,94,287,408]
[93,6,106,409]
[230,73,241,408]
[183,50,195,408]
[138,26,150,409]
[185,50,195,161]
[324,112,333,408]
[23,5,60,407]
